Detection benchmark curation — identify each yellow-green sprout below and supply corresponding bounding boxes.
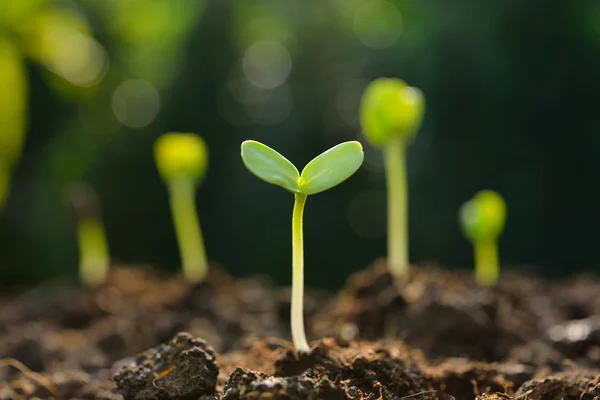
[67,183,110,286]
[459,190,507,287]
[359,78,424,281]
[154,133,209,283]
[0,37,27,210]
[241,140,364,353]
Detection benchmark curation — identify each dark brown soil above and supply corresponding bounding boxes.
[1,260,599,399]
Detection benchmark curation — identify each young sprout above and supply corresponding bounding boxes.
[154,133,209,283]
[359,78,425,281]
[459,190,507,287]
[67,183,110,286]
[241,140,364,353]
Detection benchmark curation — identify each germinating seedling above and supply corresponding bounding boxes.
[155,133,209,283]
[67,183,110,286]
[459,190,506,287]
[359,78,424,282]
[241,140,364,353]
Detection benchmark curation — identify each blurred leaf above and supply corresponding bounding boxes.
[0,37,27,165]
[0,0,46,33]
[23,9,107,89]
[300,141,364,195]
[112,0,203,44]
[24,9,91,61]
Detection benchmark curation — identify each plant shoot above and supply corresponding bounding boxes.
[241,140,364,353]
[67,183,110,286]
[359,78,424,281]
[459,190,506,287]
[154,133,209,283]
[0,38,27,210]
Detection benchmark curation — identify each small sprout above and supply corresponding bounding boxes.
[241,140,364,353]
[154,133,209,283]
[67,183,110,286]
[359,78,425,281]
[459,190,507,287]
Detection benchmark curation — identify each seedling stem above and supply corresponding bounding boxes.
[474,239,498,287]
[77,218,109,286]
[169,177,208,283]
[383,137,408,277]
[67,183,110,286]
[291,193,310,353]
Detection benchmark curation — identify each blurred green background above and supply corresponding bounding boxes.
[1,0,600,288]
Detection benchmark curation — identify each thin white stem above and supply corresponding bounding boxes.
[291,193,310,353]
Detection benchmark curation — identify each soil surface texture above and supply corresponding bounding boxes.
[1,260,599,399]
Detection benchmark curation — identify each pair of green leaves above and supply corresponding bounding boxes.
[241,140,364,195]
[460,190,506,242]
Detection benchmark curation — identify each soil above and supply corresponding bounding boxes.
[1,259,599,399]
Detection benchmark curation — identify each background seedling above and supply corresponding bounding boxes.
[154,133,209,283]
[459,190,506,287]
[67,183,110,286]
[241,140,364,353]
[0,38,27,210]
[359,78,424,281]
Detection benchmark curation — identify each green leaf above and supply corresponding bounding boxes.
[300,141,364,195]
[241,140,300,193]
[459,190,507,242]
[359,78,424,148]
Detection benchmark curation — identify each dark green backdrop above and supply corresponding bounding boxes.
[1,0,600,288]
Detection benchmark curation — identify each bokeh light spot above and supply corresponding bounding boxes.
[41,27,108,87]
[243,40,292,89]
[245,84,293,126]
[111,79,161,128]
[353,0,403,49]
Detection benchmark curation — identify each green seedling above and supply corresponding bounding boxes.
[67,183,110,286]
[0,37,27,210]
[359,78,424,281]
[459,190,506,287]
[154,133,209,283]
[241,140,364,353]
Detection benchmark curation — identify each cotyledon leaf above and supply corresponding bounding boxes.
[300,141,364,195]
[241,140,301,193]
